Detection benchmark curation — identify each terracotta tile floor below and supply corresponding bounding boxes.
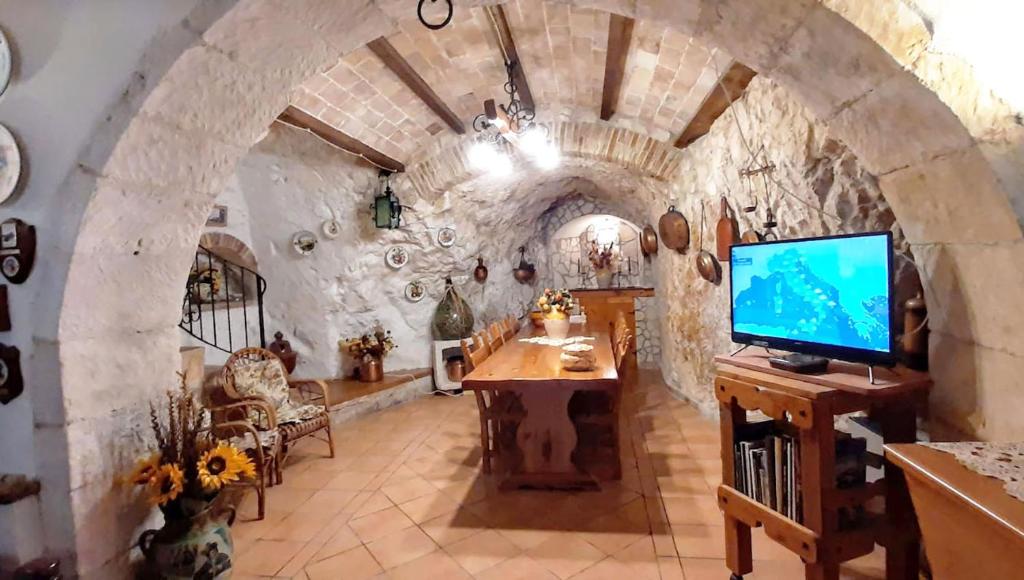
[230,369,888,579]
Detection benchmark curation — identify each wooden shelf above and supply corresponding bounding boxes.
[324,368,431,407]
[714,356,931,580]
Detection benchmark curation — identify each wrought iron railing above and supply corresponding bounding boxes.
[179,245,267,353]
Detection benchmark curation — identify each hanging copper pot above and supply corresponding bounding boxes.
[640,225,659,256]
[740,229,764,244]
[658,206,690,253]
[474,257,488,283]
[695,203,721,284]
[512,246,536,284]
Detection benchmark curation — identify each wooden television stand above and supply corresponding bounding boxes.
[713,354,931,580]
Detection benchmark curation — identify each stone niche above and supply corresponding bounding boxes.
[191,232,261,308]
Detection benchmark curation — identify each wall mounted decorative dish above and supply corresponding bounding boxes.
[0,218,34,284]
[405,280,425,302]
[386,246,408,269]
[0,29,11,99]
[321,219,341,239]
[291,231,317,256]
[437,226,456,248]
[0,124,21,205]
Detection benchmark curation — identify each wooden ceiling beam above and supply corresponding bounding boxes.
[600,14,635,121]
[483,4,535,112]
[277,106,406,173]
[673,62,757,149]
[366,37,466,135]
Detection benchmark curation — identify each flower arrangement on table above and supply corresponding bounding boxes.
[536,288,575,320]
[124,375,255,517]
[339,328,397,362]
[587,241,618,271]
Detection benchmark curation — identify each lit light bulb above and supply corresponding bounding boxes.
[534,146,560,170]
[491,152,513,177]
[519,127,547,154]
[468,141,498,170]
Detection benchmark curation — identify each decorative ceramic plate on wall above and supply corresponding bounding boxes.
[437,226,456,248]
[385,246,408,269]
[0,29,10,99]
[405,280,425,302]
[0,124,20,205]
[321,219,341,239]
[291,231,317,256]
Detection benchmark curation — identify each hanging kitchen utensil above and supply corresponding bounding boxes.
[715,196,739,261]
[695,203,721,284]
[512,246,536,284]
[740,229,764,244]
[658,206,690,253]
[640,225,658,256]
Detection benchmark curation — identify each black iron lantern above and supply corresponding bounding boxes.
[371,170,402,229]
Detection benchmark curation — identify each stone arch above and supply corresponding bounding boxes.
[39,0,1024,574]
[197,232,258,272]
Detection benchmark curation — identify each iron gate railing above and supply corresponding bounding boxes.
[179,244,267,353]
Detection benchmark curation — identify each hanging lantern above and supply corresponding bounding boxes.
[370,170,402,229]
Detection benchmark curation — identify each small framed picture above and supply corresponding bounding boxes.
[206,204,228,227]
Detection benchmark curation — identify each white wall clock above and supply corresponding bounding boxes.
[0,124,21,205]
[0,28,11,99]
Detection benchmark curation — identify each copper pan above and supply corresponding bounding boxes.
[695,203,722,284]
[640,225,659,256]
[658,206,690,253]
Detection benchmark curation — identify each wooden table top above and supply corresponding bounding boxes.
[462,323,618,392]
[715,353,932,399]
[885,443,1024,542]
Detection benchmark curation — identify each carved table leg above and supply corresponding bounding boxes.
[516,389,578,475]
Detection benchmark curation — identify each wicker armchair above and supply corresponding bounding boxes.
[211,416,281,520]
[219,348,334,481]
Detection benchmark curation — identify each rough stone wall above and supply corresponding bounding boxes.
[652,76,916,413]
[229,123,539,376]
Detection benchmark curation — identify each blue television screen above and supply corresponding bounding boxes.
[730,232,893,359]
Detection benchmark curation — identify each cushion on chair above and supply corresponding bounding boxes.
[232,360,323,424]
[279,413,330,442]
[227,429,280,453]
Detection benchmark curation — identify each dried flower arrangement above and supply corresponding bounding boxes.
[124,374,254,519]
[339,328,397,361]
[588,240,617,270]
[537,288,575,320]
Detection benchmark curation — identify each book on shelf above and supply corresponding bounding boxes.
[732,424,868,525]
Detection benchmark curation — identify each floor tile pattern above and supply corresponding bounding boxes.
[230,369,887,579]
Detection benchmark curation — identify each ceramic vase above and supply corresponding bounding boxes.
[543,317,570,340]
[359,357,383,383]
[138,503,235,580]
[594,268,613,289]
[432,277,475,340]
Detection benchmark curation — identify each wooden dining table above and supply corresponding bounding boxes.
[462,323,620,489]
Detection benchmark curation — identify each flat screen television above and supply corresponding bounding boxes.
[729,231,895,366]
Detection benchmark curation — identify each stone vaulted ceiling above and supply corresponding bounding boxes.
[289,0,733,166]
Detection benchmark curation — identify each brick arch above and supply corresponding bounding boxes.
[197,232,258,272]
[42,0,1024,574]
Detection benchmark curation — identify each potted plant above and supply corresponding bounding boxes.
[127,375,255,579]
[588,240,618,289]
[536,288,574,340]
[340,327,397,383]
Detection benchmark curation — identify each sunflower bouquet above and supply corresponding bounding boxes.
[125,374,254,519]
[536,288,575,320]
[339,327,397,362]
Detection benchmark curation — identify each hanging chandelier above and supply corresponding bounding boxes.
[469,60,558,174]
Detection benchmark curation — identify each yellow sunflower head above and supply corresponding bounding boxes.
[197,442,255,491]
[126,453,162,486]
[148,464,185,506]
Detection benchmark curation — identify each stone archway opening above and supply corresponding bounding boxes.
[23,0,1024,575]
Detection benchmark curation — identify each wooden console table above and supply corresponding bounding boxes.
[885,443,1024,578]
[714,354,931,580]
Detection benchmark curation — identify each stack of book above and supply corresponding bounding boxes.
[733,421,868,525]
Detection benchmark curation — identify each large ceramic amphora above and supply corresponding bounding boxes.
[432,277,474,340]
[138,501,236,580]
